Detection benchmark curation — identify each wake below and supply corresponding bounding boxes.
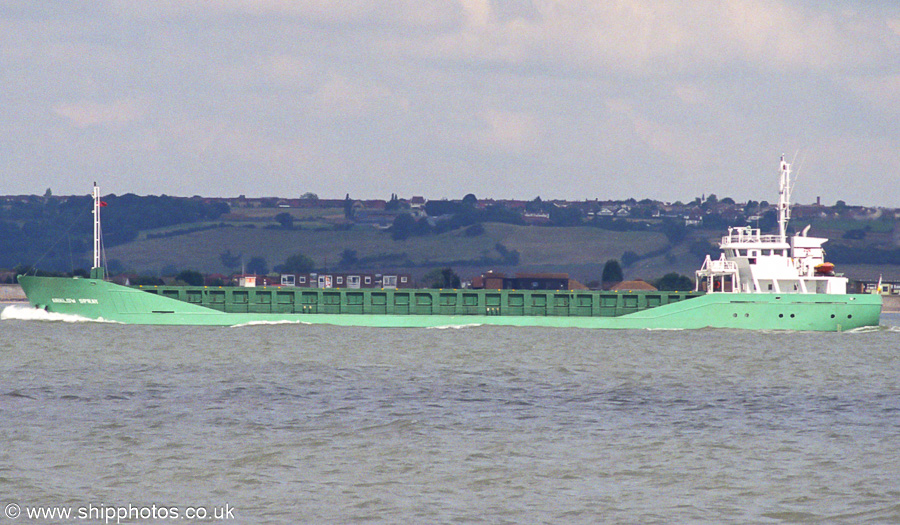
[0,304,118,323]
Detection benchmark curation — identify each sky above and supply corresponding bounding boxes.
[1,1,899,206]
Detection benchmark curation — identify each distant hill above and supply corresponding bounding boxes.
[3,192,899,283]
[104,223,677,283]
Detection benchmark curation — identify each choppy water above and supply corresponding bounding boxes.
[2,304,900,524]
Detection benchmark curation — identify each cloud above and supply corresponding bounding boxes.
[53,99,146,128]
[113,0,461,29]
[399,0,898,77]
[475,109,540,152]
[3,1,900,205]
[312,73,409,117]
[841,74,900,114]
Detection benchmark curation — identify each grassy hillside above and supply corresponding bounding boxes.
[105,223,675,281]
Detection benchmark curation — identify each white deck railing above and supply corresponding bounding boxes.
[721,233,784,244]
[706,260,738,272]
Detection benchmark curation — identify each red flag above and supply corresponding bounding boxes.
[99,201,108,207]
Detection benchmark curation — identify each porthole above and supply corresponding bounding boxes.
[790,314,795,318]
[779,314,784,318]
[847,314,853,319]
[830,314,835,318]
[733,313,738,318]
[745,313,749,317]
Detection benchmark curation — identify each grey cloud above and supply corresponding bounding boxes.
[0,1,898,207]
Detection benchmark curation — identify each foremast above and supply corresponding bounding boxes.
[91,183,105,279]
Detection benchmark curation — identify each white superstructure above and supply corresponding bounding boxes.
[696,155,846,294]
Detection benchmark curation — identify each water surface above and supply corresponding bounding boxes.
[2,305,899,523]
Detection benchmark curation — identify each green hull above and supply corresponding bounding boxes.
[17,275,882,331]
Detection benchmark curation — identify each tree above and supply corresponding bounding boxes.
[601,259,623,287]
[462,193,478,207]
[280,253,314,274]
[424,267,461,288]
[425,200,462,217]
[654,272,694,291]
[495,243,520,265]
[549,206,583,226]
[758,210,777,232]
[662,220,687,244]
[339,249,358,267]
[300,192,318,201]
[385,193,401,211]
[688,240,718,261]
[246,256,268,275]
[391,213,416,240]
[219,249,241,269]
[43,188,52,198]
[621,251,640,268]
[274,212,294,229]
[464,223,485,237]
[843,229,867,240]
[343,194,354,219]
[176,269,204,286]
[525,196,546,213]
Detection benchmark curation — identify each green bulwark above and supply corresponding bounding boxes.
[141,285,702,317]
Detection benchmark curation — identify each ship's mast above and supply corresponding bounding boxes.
[92,183,101,269]
[777,154,792,242]
[91,182,105,279]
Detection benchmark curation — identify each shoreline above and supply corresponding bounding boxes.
[0,284,26,302]
[882,295,900,313]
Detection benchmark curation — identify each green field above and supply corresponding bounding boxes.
[105,223,678,281]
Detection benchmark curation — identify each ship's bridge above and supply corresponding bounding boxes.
[695,156,847,295]
[697,226,846,295]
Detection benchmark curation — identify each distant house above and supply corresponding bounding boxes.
[354,209,401,228]
[858,278,900,295]
[685,210,703,227]
[522,212,551,225]
[362,199,387,210]
[278,272,412,289]
[597,207,615,217]
[409,196,426,209]
[609,280,657,291]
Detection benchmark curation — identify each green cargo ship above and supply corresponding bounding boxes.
[15,158,884,330]
[15,274,881,330]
